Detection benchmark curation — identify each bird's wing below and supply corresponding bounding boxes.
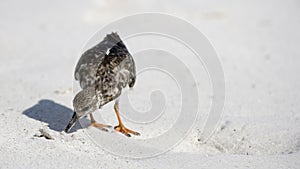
[94,34,136,106]
[74,48,105,89]
[107,35,136,88]
[94,51,126,106]
[74,32,124,89]
[128,53,136,88]
[74,48,105,80]
[101,39,128,69]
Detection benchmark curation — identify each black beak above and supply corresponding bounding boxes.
[64,112,79,133]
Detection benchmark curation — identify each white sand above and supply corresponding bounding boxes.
[0,0,299,168]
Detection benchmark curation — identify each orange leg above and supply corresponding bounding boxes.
[114,101,140,137]
[89,113,111,132]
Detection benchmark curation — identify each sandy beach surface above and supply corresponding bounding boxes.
[0,0,299,168]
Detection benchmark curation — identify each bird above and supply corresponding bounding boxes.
[64,32,140,137]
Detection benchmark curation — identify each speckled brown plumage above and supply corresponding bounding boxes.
[65,32,139,137]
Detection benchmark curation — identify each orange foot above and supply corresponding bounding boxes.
[114,124,140,137]
[90,122,112,132]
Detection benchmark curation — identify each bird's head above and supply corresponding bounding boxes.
[73,87,98,117]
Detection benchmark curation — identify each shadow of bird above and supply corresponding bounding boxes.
[22,99,90,133]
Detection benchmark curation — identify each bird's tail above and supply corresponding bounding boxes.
[64,112,79,133]
[105,32,121,44]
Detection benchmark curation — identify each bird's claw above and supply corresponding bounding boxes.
[90,122,112,132]
[114,125,140,137]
